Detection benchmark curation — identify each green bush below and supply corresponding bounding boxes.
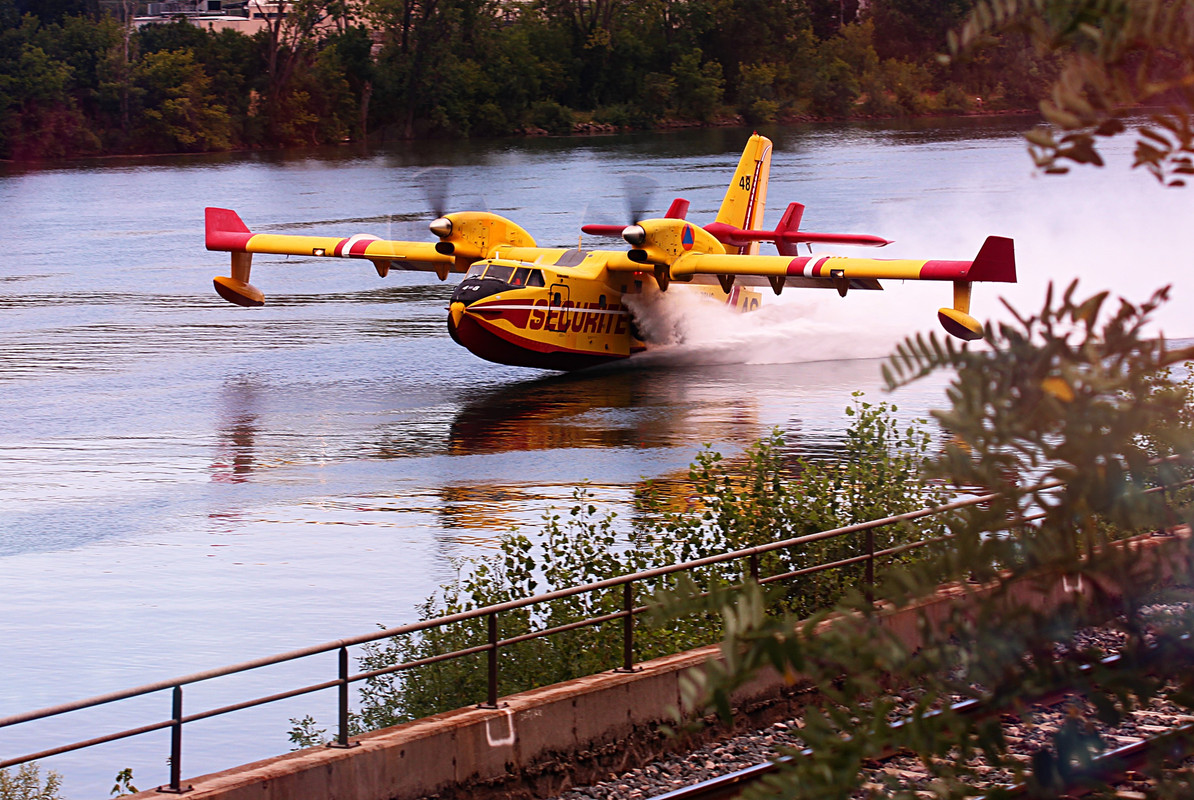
[936,83,972,113]
[592,104,632,127]
[526,100,574,134]
[289,396,944,742]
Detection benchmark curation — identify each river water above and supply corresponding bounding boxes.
[2,118,1193,796]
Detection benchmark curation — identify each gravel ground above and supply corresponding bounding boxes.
[551,603,1193,800]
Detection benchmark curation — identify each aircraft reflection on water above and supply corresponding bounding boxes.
[444,368,758,456]
[207,358,928,537]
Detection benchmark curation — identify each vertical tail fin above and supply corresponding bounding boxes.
[715,133,773,255]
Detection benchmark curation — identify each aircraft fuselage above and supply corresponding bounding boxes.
[445,252,759,370]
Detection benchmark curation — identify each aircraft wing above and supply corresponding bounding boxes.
[669,235,1016,290]
[206,207,452,274]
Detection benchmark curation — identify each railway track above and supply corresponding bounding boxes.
[645,688,1194,800]
[555,607,1194,800]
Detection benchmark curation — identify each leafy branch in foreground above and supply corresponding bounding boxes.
[674,282,1194,798]
[949,0,1194,183]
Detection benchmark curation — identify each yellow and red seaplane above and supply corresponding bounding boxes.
[205,134,1016,371]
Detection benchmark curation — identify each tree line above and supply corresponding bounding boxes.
[0,0,1054,160]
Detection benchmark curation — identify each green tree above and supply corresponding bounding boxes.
[865,0,975,61]
[809,45,860,115]
[674,283,1194,798]
[670,48,724,121]
[950,0,1194,183]
[736,62,779,123]
[0,24,100,159]
[132,48,232,151]
[258,0,338,144]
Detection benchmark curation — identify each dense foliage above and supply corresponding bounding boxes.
[0,0,1057,159]
[676,283,1194,798]
[950,0,1194,183]
[289,395,944,745]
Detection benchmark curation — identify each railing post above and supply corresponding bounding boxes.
[615,581,637,673]
[749,552,760,582]
[865,528,875,606]
[480,612,499,709]
[329,646,358,748]
[157,685,191,793]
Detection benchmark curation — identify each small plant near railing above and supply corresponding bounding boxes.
[109,768,138,798]
[0,763,64,800]
[288,394,946,744]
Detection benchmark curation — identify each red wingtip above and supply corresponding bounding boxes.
[205,207,253,251]
[968,236,1016,283]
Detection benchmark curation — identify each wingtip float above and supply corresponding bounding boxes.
[205,133,1017,371]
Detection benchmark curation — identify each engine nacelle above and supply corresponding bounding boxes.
[430,212,537,263]
[624,219,726,265]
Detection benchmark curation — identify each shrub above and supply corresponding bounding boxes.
[289,396,943,741]
[526,100,574,134]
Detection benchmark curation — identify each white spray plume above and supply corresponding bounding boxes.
[624,134,1194,370]
[866,144,1194,339]
[625,287,918,368]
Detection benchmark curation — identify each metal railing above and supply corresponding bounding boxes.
[1,474,1187,793]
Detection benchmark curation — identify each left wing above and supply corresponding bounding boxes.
[205,207,534,307]
[671,235,1016,290]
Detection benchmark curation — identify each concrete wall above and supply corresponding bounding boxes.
[131,529,1190,800]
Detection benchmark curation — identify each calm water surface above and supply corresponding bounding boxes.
[3,119,1193,795]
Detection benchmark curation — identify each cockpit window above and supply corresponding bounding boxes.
[484,265,515,283]
[468,263,546,287]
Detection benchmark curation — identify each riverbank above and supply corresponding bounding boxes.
[0,107,1044,170]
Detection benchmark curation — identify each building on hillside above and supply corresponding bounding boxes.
[133,0,286,34]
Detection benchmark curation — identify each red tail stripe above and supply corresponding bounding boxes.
[919,260,971,280]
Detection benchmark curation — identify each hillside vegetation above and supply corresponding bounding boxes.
[0,0,1054,159]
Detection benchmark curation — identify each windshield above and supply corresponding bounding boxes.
[467,263,545,287]
[484,265,515,283]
